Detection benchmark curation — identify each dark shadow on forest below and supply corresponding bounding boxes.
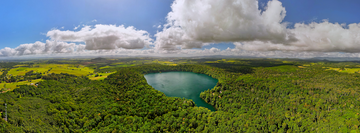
[205,64,255,74]
[204,60,295,74]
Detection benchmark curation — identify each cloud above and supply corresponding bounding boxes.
[156,0,360,53]
[155,0,294,51]
[171,47,360,58]
[0,41,85,57]
[92,19,97,22]
[155,26,205,51]
[74,25,80,30]
[236,20,360,52]
[4,42,360,59]
[47,24,153,50]
[3,0,360,58]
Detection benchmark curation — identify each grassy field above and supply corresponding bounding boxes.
[8,66,48,76]
[0,79,43,92]
[110,62,124,65]
[99,66,113,69]
[325,67,341,71]
[115,64,137,67]
[205,61,219,63]
[300,63,324,67]
[205,59,248,64]
[152,60,177,66]
[87,72,116,80]
[341,68,360,73]
[7,64,94,76]
[13,64,28,68]
[49,64,93,76]
[298,66,306,68]
[2,63,95,92]
[282,61,293,63]
[325,67,360,73]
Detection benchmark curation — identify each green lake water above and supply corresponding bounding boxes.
[144,71,218,111]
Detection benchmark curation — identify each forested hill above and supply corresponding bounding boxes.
[1,64,360,132]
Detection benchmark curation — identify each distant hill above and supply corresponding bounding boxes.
[309,57,360,61]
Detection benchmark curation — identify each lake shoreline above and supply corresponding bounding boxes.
[144,71,218,111]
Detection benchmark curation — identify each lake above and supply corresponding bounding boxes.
[144,71,218,111]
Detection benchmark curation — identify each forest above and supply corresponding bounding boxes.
[1,58,360,132]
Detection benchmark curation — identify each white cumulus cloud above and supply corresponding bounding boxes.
[155,26,205,51]
[156,0,360,53]
[47,24,153,50]
[236,20,360,52]
[74,25,80,30]
[0,41,85,57]
[155,0,294,51]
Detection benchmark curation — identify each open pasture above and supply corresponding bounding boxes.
[7,64,94,76]
[152,60,177,66]
[110,62,124,65]
[87,72,116,80]
[13,64,28,68]
[99,66,114,69]
[341,68,360,73]
[8,66,48,76]
[298,66,306,68]
[204,59,249,64]
[0,79,43,92]
[325,67,360,73]
[48,64,94,76]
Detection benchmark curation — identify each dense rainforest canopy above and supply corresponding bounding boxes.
[1,58,360,132]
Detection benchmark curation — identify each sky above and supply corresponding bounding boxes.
[1,0,360,58]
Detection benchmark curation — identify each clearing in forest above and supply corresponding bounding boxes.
[325,67,360,73]
[152,60,177,66]
[7,64,94,76]
[0,79,43,92]
[88,72,116,80]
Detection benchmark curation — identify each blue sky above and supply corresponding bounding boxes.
[1,0,360,58]
[0,0,173,48]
